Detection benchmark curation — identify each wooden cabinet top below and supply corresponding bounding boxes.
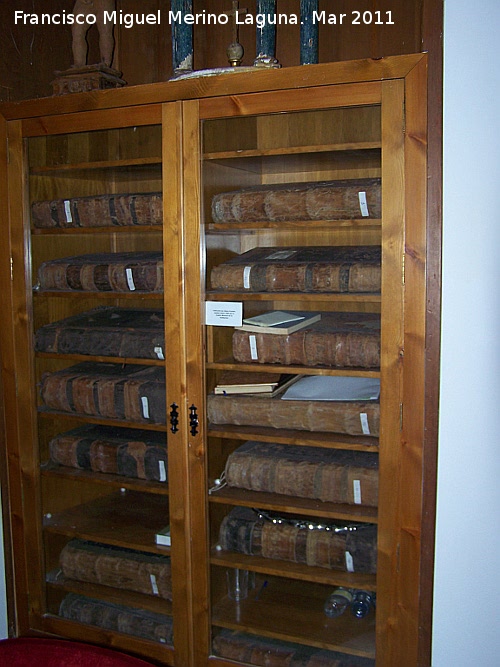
[0,53,426,121]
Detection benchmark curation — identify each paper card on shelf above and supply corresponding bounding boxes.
[281,375,380,401]
[205,301,242,327]
[155,525,171,547]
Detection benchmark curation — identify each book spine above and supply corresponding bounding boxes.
[41,369,166,424]
[60,542,172,600]
[218,514,377,573]
[59,594,174,643]
[211,261,380,293]
[211,180,381,223]
[207,394,380,437]
[38,256,164,292]
[232,329,380,368]
[32,193,163,229]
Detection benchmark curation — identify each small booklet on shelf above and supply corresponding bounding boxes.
[236,310,321,335]
[214,371,300,396]
[155,525,171,547]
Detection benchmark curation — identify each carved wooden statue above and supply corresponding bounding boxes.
[71,0,115,68]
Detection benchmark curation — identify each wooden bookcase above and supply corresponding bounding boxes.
[0,54,430,667]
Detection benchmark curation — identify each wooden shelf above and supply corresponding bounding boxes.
[211,579,376,659]
[32,225,163,235]
[205,292,381,304]
[46,571,172,616]
[208,487,377,524]
[207,424,378,451]
[203,142,381,161]
[206,358,380,378]
[43,490,170,554]
[207,219,381,232]
[36,352,164,366]
[211,550,376,589]
[34,289,164,299]
[30,157,162,174]
[37,409,168,433]
[41,462,169,495]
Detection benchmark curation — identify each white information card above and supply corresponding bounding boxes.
[205,301,243,327]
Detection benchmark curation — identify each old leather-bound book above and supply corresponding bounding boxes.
[211,178,381,223]
[207,393,379,437]
[224,442,378,506]
[48,424,168,482]
[58,593,174,644]
[37,251,163,292]
[35,307,165,360]
[40,362,166,424]
[32,192,162,229]
[210,246,381,293]
[58,540,172,599]
[218,507,377,573]
[232,311,380,367]
[213,629,375,667]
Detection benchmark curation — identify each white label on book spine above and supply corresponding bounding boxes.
[126,268,136,291]
[154,346,164,360]
[150,574,159,595]
[249,335,258,360]
[158,460,166,482]
[141,396,150,419]
[353,479,362,504]
[358,191,369,217]
[64,200,72,222]
[243,266,252,289]
[345,551,354,573]
[360,412,370,435]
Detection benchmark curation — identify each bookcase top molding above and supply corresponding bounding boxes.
[0,53,426,123]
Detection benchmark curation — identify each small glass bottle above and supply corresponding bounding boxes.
[323,587,353,618]
[350,590,376,619]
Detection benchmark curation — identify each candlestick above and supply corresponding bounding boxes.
[300,0,319,65]
[171,0,193,76]
[253,0,280,68]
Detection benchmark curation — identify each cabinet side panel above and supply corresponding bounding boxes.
[0,115,17,636]
[402,57,430,665]
[377,80,406,666]
[1,121,44,632]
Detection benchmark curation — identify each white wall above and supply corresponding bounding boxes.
[433,1,500,665]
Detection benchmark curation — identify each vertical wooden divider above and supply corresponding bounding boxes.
[180,98,213,667]
[162,101,195,667]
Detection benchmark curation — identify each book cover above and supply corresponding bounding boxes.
[237,311,321,335]
[214,372,298,396]
[281,375,380,401]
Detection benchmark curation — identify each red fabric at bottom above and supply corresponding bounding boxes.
[0,638,155,666]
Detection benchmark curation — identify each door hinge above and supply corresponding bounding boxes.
[402,252,405,285]
[399,402,403,431]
